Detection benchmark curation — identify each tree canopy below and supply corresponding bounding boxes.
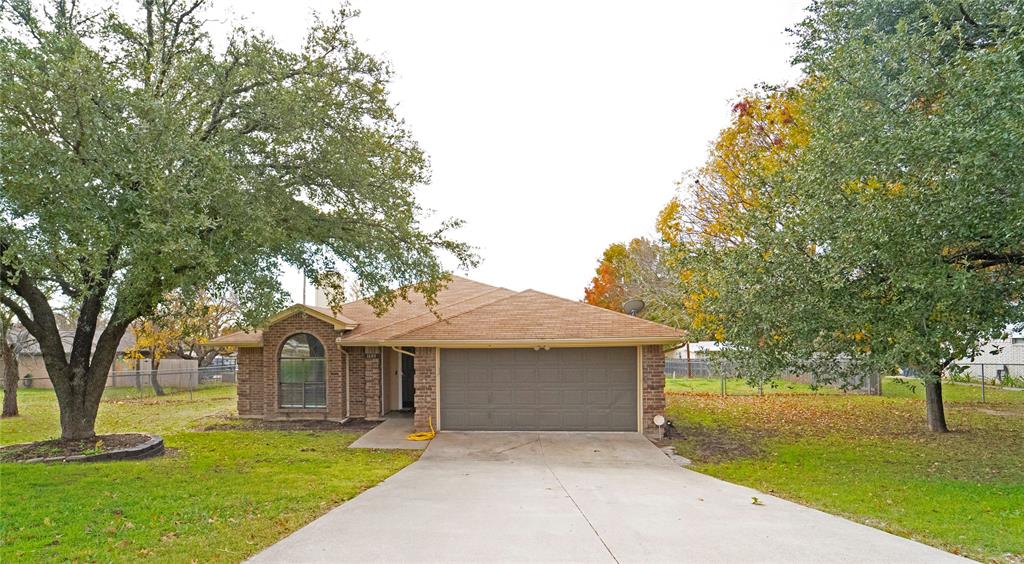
[592,0,1024,431]
[0,0,475,439]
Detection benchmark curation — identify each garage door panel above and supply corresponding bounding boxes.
[560,368,584,384]
[537,390,563,406]
[491,389,514,404]
[512,349,536,362]
[513,366,535,384]
[440,347,637,431]
[443,388,468,405]
[562,389,584,406]
[491,367,514,384]
[537,367,560,381]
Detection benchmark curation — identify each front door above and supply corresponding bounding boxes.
[401,347,416,409]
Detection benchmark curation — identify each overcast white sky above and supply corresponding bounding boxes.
[222,1,807,302]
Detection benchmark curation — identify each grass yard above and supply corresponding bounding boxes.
[666,375,848,395]
[0,387,419,562]
[666,378,1024,562]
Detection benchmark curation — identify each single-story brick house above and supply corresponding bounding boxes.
[210,277,683,436]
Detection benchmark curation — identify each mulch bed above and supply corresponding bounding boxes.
[0,433,156,463]
[200,417,381,432]
[661,420,769,464]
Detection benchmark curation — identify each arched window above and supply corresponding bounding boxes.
[279,333,327,408]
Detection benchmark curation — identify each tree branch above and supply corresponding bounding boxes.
[944,248,1024,269]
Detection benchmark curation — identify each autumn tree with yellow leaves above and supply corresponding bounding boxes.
[125,292,241,395]
[593,0,1024,433]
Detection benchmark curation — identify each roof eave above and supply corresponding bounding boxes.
[205,338,264,348]
[337,336,685,348]
[264,304,359,330]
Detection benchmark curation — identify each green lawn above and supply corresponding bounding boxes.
[666,375,846,395]
[666,378,1024,562]
[0,387,419,562]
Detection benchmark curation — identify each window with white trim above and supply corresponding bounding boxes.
[278,333,327,408]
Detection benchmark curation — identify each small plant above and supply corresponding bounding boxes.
[82,440,106,456]
[1000,374,1024,388]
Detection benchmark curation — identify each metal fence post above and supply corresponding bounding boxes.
[981,364,985,403]
[721,372,725,397]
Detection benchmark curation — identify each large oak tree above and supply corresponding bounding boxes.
[0,0,474,439]
[654,0,1023,432]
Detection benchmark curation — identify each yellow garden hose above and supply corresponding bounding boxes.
[406,416,436,441]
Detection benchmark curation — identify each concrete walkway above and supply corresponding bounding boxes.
[348,413,427,450]
[251,432,967,563]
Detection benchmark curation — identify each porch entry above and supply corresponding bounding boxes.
[401,347,415,409]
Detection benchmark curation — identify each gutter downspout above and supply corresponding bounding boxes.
[391,346,416,357]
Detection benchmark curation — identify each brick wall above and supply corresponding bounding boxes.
[347,347,366,417]
[259,313,345,420]
[413,347,437,432]
[236,347,264,417]
[363,347,382,419]
[641,345,666,437]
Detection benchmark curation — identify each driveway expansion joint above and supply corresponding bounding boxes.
[537,435,620,564]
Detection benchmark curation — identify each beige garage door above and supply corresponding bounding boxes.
[440,347,637,431]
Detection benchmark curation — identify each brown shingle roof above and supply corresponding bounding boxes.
[390,290,684,343]
[338,277,513,340]
[209,276,684,347]
[208,330,263,347]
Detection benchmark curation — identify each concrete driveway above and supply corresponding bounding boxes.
[250,432,966,563]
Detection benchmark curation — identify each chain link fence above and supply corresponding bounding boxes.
[20,362,237,400]
[666,358,1023,401]
[945,362,1024,402]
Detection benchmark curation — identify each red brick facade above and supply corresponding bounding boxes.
[232,311,386,422]
[234,316,667,435]
[413,347,437,433]
[363,347,383,420]
[236,347,264,418]
[641,345,667,437]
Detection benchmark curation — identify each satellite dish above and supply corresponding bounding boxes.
[622,298,645,316]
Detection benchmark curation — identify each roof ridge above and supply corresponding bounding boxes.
[351,286,510,338]
[389,289,527,340]
[519,289,686,333]
[335,275,498,310]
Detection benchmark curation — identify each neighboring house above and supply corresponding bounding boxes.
[210,276,684,436]
[665,341,722,360]
[3,326,137,389]
[955,326,1024,382]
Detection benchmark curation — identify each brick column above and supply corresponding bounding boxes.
[641,345,666,437]
[413,347,437,433]
[364,347,382,419]
[347,348,366,417]
[236,347,265,418]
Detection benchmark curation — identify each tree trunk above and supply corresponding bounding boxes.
[1,341,19,417]
[54,376,103,440]
[198,349,218,367]
[924,376,949,433]
[150,358,165,396]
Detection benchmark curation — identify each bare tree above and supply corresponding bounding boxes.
[1,304,38,417]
